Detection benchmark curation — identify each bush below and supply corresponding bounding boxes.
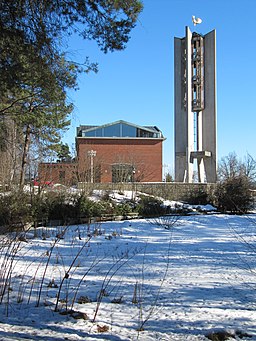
[137,195,167,217]
[0,191,32,229]
[31,193,50,226]
[76,194,95,218]
[115,201,135,216]
[185,187,210,205]
[91,200,114,217]
[46,192,79,222]
[215,176,254,213]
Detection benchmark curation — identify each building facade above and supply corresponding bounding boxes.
[76,120,165,183]
[38,162,77,186]
[38,120,165,185]
[174,26,217,183]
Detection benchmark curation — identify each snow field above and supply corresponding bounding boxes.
[0,214,255,340]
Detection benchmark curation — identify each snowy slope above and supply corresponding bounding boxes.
[0,214,255,340]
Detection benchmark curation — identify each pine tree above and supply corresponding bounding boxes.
[0,0,143,188]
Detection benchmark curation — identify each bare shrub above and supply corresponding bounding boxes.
[149,214,182,230]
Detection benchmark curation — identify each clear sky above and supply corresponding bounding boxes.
[63,0,256,175]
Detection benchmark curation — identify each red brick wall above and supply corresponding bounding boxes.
[38,137,163,184]
[76,137,163,182]
[38,163,77,185]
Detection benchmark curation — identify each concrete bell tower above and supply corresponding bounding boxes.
[174,26,217,183]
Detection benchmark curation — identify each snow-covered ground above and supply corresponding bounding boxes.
[0,213,255,340]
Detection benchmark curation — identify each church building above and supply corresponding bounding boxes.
[38,120,165,185]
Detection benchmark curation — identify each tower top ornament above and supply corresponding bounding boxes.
[192,15,202,26]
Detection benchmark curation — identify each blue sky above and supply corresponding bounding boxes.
[63,0,256,174]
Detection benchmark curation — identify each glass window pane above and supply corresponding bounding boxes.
[103,124,120,137]
[83,128,103,137]
[83,130,95,137]
[122,123,136,137]
[95,128,103,137]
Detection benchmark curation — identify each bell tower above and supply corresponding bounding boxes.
[174,26,217,183]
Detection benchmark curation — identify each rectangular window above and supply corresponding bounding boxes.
[112,164,134,183]
[59,171,65,181]
[104,124,120,137]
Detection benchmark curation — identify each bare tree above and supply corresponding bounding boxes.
[112,152,157,183]
[218,152,242,181]
[242,153,256,185]
[218,152,256,185]
[216,152,255,213]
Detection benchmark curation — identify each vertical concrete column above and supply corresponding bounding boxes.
[202,30,217,182]
[174,27,193,182]
[174,36,186,182]
[185,27,194,183]
[197,110,205,182]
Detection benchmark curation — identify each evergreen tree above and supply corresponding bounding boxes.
[0,0,143,103]
[56,143,72,163]
[0,0,143,187]
[1,55,75,187]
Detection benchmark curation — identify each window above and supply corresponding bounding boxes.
[112,164,135,183]
[104,124,120,137]
[81,122,161,139]
[59,171,65,181]
[122,124,136,137]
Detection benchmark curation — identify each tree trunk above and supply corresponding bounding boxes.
[20,125,31,189]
